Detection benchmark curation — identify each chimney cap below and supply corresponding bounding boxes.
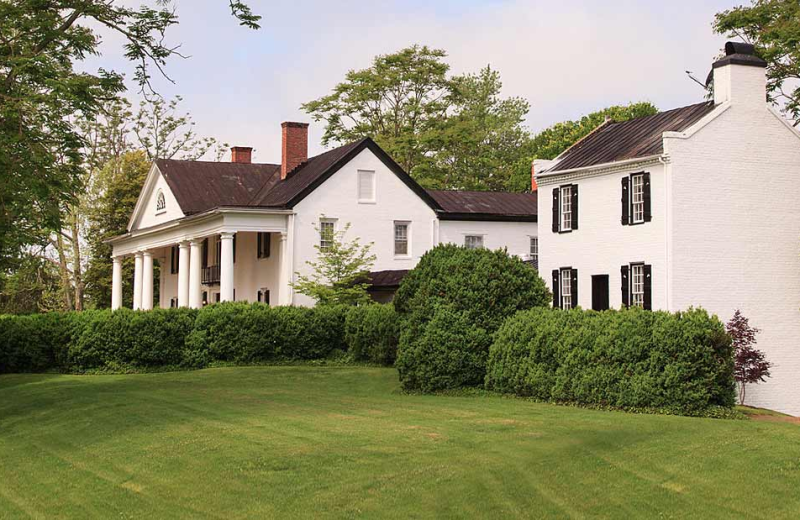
[230,146,253,152]
[712,41,767,70]
[281,121,309,129]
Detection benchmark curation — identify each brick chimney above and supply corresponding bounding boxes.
[281,122,309,179]
[712,41,767,107]
[231,146,253,164]
[530,161,538,191]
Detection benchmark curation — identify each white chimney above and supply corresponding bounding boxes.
[712,41,768,107]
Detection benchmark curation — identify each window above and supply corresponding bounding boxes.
[156,190,166,213]
[257,289,270,306]
[170,297,178,308]
[257,232,271,259]
[464,235,484,249]
[631,174,645,224]
[561,268,573,309]
[621,263,652,310]
[621,172,651,225]
[319,219,336,250]
[560,186,572,231]
[552,184,578,233]
[552,268,578,310]
[529,237,539,269]
[394,222,409,256]
[170,245,179,274]
[358,170,376,202]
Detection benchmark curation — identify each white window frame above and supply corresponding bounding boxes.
[319,218,337,251]
[357,170,376,203]
[394,221,410,257]
[631,174,645,224]
[529,236,538,263]
[464,235,484,250]
[155,190,166,214]
[560,268,572,310]
[631,264,645,308]
[560,185,572,231]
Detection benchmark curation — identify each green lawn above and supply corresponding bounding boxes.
[1,367,799,519]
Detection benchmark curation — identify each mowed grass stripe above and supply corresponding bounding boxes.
[1,366,799,519]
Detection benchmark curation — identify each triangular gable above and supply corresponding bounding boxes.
[128,163,186,232]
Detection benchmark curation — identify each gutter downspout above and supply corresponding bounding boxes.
[659,154,671,312]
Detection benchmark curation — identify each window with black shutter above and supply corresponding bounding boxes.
[553,268,577,309]
[622,172,651,225]
[570,185,579,230]
[551,188,560,233]
[553,184,577,233]
[551,269,560,308]
[622,263,652,310]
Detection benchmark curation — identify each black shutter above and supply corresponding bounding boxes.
[643,172,652,222]
[621,176,630,225]
[621,265,630,308]
[552,269,560,309]
[264,233,271,258]
[257,233,262,259]
[643,264,652,310]
[233,234,237,264]
[202,239,209,269]
[265,290,270,307]
[571,269,579,308]
[571,185,579,230]
[552,188,560,233]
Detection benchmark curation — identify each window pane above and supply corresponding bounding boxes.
[320,220,335,250]
[632,174,644,223]
[560,269,572,310]
[560,186,572,231]
[394,223,408,255]
[465,235,483,249]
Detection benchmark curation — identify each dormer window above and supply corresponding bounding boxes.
[156,190,166,213]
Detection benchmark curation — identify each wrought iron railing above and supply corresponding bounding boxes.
[202,265,220,285]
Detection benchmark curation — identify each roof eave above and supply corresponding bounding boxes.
[436,211,537,222]
[537,154,664,179]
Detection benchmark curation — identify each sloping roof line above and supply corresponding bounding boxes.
[427,189,537,220]
[548,101,716,173]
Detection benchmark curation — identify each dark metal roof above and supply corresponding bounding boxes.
[427,190,537,220]
[548,101,716,173]
[367,269,409,290]
[156,159,280,215]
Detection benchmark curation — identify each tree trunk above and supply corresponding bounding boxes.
[70,213,84,311]
[55,233,74,311]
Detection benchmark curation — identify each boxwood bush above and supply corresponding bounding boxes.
[185,302,348,366]
[344,304,399,365]
[485,307,736,413]
[394,244,551,392]
[0,312,77,373]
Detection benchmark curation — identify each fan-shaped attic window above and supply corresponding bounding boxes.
[156,190,166,213]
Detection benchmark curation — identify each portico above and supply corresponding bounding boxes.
[110,209,295,310]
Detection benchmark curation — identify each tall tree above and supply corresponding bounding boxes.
[134,95,219,161]
[302,45,452,175]
[0,1,259,271]
[507,102,659,191]
[714,0,800,126]
[417,66,534,191]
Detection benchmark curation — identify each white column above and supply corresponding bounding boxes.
[279,220,294,306]
[111,256,123,310]
[219,232,235,302]
[141,251,154,310]
[178,241,190,307]
[132,252,143,310]
[189,239,203,309]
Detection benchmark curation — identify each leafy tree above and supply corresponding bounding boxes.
[0,1,259,271]
[302,45,451,176]
[0,254,63,314]
[726,309,772,405]
[507,102,659,191]
[83,151,151,309]
[292,221,376,306]
[417,66,534,191]
[134,95,221,161]
[714,0,800,126]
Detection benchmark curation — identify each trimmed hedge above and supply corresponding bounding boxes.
[485,307,736,413]
[344,304,399,365]
[0,312,77,373]
[395,245,551,392]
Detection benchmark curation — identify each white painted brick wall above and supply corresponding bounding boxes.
[537,163,668,310]
[438,220,537,260]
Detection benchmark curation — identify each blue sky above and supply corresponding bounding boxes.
[82,0,741,162]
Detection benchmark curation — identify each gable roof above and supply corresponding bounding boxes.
[547,101,716,173]
[427,190,538,221]
[156,159,280,215]
[145,138,536,225]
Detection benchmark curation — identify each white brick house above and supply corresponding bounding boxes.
[536,42,800,416]
[110,123,538,310]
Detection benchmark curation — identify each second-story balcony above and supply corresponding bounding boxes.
[202,265,220,286]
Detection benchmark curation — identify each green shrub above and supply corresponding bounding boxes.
[185,302,347,366]
[70,308,198,370]
[0,312,75,373]
[396,305,491,392]
[344,304,399,365]
[394,244,551,391]
[486,307,736,414]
